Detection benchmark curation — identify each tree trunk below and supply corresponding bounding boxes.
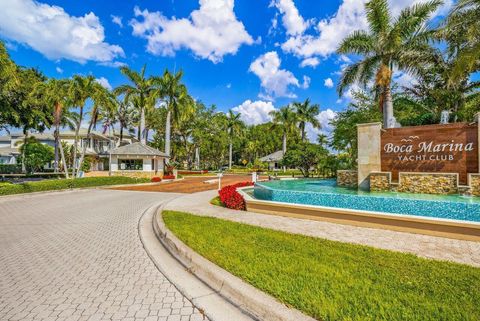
[77,121,94,177]
[165,110,171,157]
[140,107,146,144]
[59,142,69,179]
[300,123,305,141]
[383,86,396,128]
[119,126,124,145]
[54,126,59,173]
[229,142,233,169]
[282,132,287,172]
[72,108,82,178]
[21,129,28,174]
[195,147,200,170]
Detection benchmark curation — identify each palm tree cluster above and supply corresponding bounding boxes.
[337,0,480,128]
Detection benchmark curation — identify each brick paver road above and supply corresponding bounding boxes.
[0,189,207,321]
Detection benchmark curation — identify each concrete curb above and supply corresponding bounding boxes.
[154,205,316,321]
[139,203,254,321]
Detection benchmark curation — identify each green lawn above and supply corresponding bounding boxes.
[163,211,480,321]
[0,176,150,196]
[209,196,225,207]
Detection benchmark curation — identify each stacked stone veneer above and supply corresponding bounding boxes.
[370,172,391,192]
[398,173,458,195]
[337,170,358,187]
[470,174,480,196]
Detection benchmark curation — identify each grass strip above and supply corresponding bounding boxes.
[0,176,150,196]
[163,210,480,321]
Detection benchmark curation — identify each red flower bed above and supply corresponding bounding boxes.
[151,176,162,182]
[163,174,175,180]
[218,181,254,210]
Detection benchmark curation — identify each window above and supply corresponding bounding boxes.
[119,159,143,170]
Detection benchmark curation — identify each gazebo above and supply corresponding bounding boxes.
[259,150,284,170]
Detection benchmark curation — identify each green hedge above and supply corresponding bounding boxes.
[0,176,150,196]
[0,164,22,174]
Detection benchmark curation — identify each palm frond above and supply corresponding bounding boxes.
[365,0,391,36]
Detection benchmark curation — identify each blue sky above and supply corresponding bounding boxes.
[0,0,454,139]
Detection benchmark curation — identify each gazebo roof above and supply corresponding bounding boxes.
[110,142,169,157]
[259,150,284,162]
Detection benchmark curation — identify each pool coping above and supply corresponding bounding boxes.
[238,187,480,242]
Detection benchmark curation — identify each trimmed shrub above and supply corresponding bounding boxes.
[163,174,175,180]
[0,176,150,196]
[218,181,253,210]
[151,176,162,182]
[0,164,22,174]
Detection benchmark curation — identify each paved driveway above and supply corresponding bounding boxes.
[0,189,206,321]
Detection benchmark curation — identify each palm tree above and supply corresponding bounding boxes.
[444,0,480,84]
[269,105,298,165]
[337,0,442,128]
[156,70,189,157]
[32,78,74,176]
[77,84,114,174]
[317,133,329,148]
[68,75,97,177]
[225,110,243,169]
[293,98,320,141]
[114,65,154,145]
[116,97,135,144]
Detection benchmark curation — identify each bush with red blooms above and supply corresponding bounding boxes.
[151,176,162,182]
[178,170,209,175]
[163,174,175,180]
[218,182,254,210]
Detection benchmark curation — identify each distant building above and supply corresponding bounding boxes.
[259,150,284,170]
[0,130,138,171]
[110,142,169,173]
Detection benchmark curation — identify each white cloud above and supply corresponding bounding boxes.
[249,51,300,100]
[269,0,309,36]
[301,75,311,89]
[56,67,63,74]
[95,77,112,90]
[226,83,232,89]
[0,0,124,63]
[299,57,319,68]
[324,78,334,88]
[276,0,452,60]
[305,108,337,141]
[393,71,417,88]
[130,0,254,63]
[111,15,123,28]
[232,100,276,125]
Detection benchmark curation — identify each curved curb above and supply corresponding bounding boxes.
[154,205,317,321]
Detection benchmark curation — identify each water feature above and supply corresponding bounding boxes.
[252,179,480,223]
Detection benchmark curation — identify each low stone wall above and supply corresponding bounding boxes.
[369,172,391,192]
[469,174,480,196]
[336,170,358,187]
[398,173,458,195]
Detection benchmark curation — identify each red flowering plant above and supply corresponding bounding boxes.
[163,174,176,180]
[151,177,162,182]
[218,181,254,210]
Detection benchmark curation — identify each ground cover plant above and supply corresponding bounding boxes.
[163,211,480,321]
[0,176,149,196]
[218,182,253,210]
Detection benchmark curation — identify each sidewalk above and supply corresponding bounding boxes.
[164,190,480,267]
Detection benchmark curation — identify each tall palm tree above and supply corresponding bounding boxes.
[317,133,329,148]
[114,65,154,145]
[269,105,298,157]
[337,0,442,128]
[444,0,480,84]
[32,78,74,175]
[293,98,320,141]
[156,70,189,157]
[77,84,114,174]
[225,110,243,169]
[116,97,135,144]
[68,75,97,177]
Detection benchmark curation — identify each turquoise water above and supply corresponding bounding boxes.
[252,179,480,222]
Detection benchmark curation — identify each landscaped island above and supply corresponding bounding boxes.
[163,211,480,321]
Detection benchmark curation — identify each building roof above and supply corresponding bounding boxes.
[8,129,138,141]
[110,143,169,157]
[259,150,284,162]
[0,147,19,156]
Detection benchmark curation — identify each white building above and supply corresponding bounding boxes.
[259,150,284,170]
[0,130,138,170]
[110,142,169,173]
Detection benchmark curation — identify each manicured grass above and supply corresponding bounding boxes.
[0,176,150,196]
[209,196,225,207]
[163,211,480,321]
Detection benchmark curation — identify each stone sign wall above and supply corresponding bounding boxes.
[381,123,478,185]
